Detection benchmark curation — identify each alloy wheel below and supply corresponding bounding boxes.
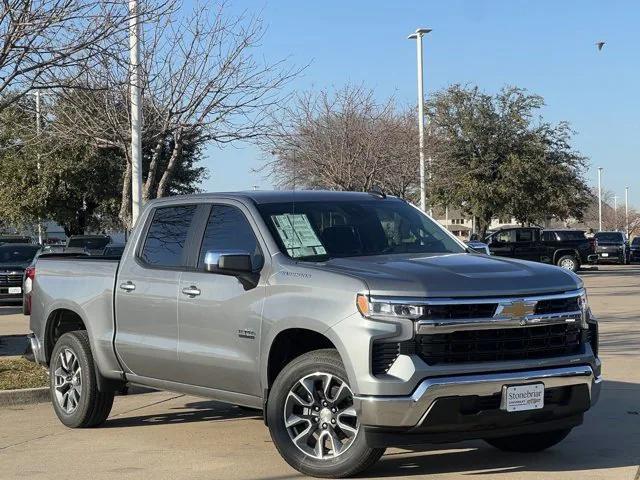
[283,372,359,460]
[53,348,82,414]
[560,258,576,270]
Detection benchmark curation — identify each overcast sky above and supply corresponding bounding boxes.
[197,0,639,208]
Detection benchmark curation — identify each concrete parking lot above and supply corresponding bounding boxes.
[1,265,639,480]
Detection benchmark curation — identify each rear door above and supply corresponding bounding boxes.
[115,204,199,381]
[513,228,540,261]
[175,201,267,396]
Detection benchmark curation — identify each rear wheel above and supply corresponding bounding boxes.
[267,349,384,478]
[557,255,579,272]
[50,331,114,428]
[485,428,572,452]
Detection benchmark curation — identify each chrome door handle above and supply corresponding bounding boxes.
[119,281,136,292]
[182,286,201,297]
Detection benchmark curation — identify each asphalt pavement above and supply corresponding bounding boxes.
[1,265,639,480]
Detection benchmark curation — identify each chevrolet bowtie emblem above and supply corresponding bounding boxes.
[496,300,536,320]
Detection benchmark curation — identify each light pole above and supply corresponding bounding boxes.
[597,167,603,231]
[408,27,432,213]
[129,0,143,226]
[625,186,629,237]
[614,195,618,230]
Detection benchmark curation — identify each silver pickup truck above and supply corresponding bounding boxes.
[28,191,601,478]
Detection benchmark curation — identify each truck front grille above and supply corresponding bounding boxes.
[406,323,582,365]
[0,273,22,286]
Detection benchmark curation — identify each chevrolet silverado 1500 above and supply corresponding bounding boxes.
[28,191,601,478]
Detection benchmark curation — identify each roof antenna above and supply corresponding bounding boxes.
[368,185,386,199]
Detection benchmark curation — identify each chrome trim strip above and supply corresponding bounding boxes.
[369,289,584,306]
[415,311,582,334]
[354,365,597,428]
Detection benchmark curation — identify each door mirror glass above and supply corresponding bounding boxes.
[204,250,253,273]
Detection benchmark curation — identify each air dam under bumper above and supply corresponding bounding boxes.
[354,365,601,447]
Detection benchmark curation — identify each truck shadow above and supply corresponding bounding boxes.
[365,379,640,478]
[101,380,639,478]
[103,400,262,428]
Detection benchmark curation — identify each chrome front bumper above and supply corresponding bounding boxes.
[354,365,601,428]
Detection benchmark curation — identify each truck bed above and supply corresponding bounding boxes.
[30,255,123,378]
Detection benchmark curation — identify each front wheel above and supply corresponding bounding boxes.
[50,331,114,428]
[484,428,572,452]
[267,349,384,478]
[557,255,579,273]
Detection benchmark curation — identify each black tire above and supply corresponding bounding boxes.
[267,349,385,478]
[556,254,579,273]
[49,331,114,428]
[484,428,572,452]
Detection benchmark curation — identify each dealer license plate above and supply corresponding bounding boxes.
[501,383,544,412]
[601,253,609,257]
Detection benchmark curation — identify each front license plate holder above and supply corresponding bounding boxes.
[601,253,609,257]
[8,286,21,294]
[501,383,545,412]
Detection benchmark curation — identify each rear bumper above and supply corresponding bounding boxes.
[355,365,601,446]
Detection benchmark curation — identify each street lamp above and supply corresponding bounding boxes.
[625,186,629,237]
[614,195,618,230]
[597,167,603,231]
[408,27,432,213]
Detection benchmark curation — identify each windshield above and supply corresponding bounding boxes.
[67,237,110,249]
[595,232,623,243]
[0,245,40,263]
[257,199,464,261]
[632,237,640,246]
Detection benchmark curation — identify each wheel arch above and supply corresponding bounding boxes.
[553,249,580,265]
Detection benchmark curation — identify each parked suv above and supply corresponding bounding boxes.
[593,231,629,264]
[485,227,596,272]
[630,237,640,263]
[28,191,601,478]
[0,244,40,303]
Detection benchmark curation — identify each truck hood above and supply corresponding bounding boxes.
[320,253,581,298]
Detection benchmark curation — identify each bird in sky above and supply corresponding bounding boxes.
[596,41,606,51]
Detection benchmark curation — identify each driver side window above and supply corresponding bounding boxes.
[495,230,513,243]
[197,205,263,270]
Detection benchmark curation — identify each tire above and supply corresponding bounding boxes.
[484,428,572,452]
[50,331,114,428]
[266,349,385,478]
[556,255,579,273]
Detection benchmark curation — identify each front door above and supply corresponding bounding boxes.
[176,202,267,397]
[115,204,199,381]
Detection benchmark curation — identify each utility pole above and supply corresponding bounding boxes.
[34,90,43,244]
[129,0,143,226]
[625,186,629,237]
[408,28,432,213]
[597,167,603,232]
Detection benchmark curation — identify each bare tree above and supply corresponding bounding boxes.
[49,1,298,227]
[0,0,142,111]
[261,85,420,199]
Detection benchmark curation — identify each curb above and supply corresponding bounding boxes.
[0,387,49,407]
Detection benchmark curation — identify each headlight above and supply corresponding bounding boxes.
[577,289,590,326]
[356,294,424,320]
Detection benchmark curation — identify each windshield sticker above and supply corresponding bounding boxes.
[271,214,327,258]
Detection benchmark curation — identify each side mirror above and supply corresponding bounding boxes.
[204,250,253,274]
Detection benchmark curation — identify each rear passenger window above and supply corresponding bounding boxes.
[140,205,197,267]
[198,205,263,270]
[516,230,534,242]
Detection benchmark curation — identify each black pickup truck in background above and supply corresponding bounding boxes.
[485,227,597,272]
[593,231,629,264]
